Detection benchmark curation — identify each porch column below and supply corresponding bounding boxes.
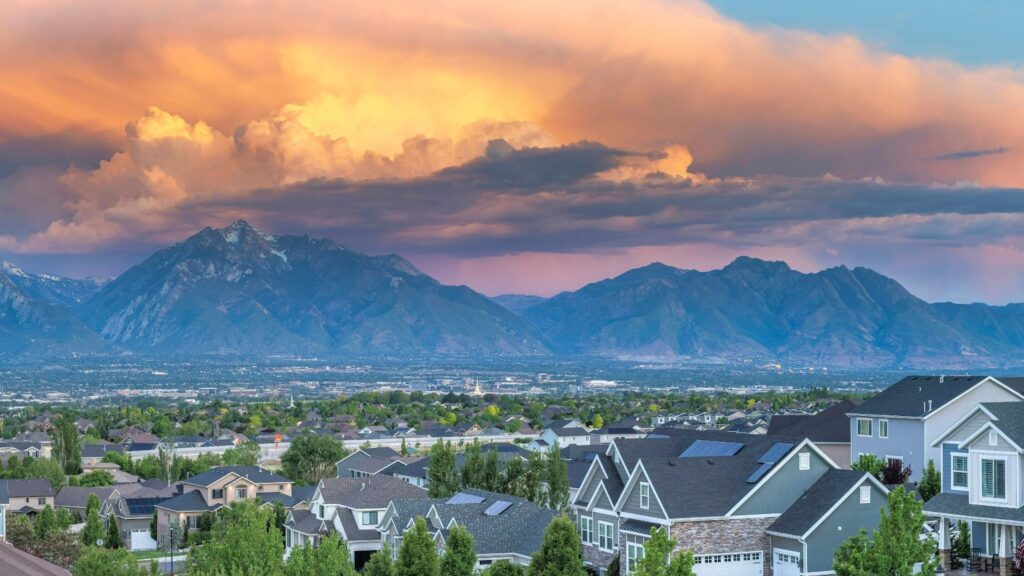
[937,519,952,571]
[999,524,1012,576]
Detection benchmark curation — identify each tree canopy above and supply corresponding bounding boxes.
[281,434,347,486]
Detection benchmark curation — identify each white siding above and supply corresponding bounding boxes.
[924,380,1022,468]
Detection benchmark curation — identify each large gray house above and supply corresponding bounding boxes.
[848,375,1024,482]
[572,428,887,576]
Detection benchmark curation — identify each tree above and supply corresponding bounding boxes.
[73,547,149,576]
[53,413,82,475]
[545,446,569,512]
[29,457,66,490]
[953,520,971,565]
[833,487,938,576]
[461,442,484,489]
[918,460,941,502]
[36,504,59,540]
[82,495,105,546]
[149,510,158,540]
[223,441,261,466]
[634,528,695,576]
[363,546,395,576]
[79,470,115,487]
[591,414,604,429]
[881,460,912,485]
[106,518,123,549]
[851,454,884,480]
[480,449,501,492]
[483,561,525,576]
[401,437,409,456]
[396,517,439,576]
[527,516,586,576]
[501,456,527,497]
[285,533,356,576]
[281,434,347,486]
[186,500,285,576]
[440,525,476,576]
[428,440,460,498]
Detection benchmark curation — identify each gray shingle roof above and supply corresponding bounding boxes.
[319,475,428,508]
[767,470,870,537]
[0,480,8,504]
[0,541,70,576]
[183,466,289,487]
[924,492,1024,524]
[81,444,124,458]
[388,489,555,557]
[852,376,1024,418]
[286,509,335,536]
[155,490,220,513]
[5,479,55,498]
[56,486,119,510]
[767,400,863,443]
[980,402,1024,448]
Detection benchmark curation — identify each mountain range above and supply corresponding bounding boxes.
[5,221,1024,368]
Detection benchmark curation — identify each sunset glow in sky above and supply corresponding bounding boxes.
[2,0,1024,302]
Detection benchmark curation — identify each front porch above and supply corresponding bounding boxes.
[926,494,1024,576]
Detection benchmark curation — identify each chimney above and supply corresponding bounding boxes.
[928,400,933,412]
[923,401,927,413]
[939,375,945,384]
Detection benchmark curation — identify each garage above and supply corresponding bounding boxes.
[692,551,763,576]
[774,550,801,576]
[130,529,158,551]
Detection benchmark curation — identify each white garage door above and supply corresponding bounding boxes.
[130,529,158,551]
[693,551,763,576]
[774,550,801,576]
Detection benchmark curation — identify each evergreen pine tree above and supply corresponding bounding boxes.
[82,495,105,546]
[363,546,396,576]
[35,504,59,540]
[440,525,477,576]
[107,518,123,549]
[396,517,440,576]
[527,516,586,576]
[428,441,460,498]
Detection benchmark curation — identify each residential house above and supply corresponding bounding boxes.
[0,441,43,464]
[765,470,889,576]
[530,419,593,451]
[3,479,56,515]
[56,485,127,520]
[102,480,177,551]
[768,400,862,468]
[80,443,125,467]
[572,428,882,576]
[285,475,428,568]
[848,376,1024,481]
[925,401,1024,575]
[155,466,292,546]
[380,488,557,569]
[0,540,70,576]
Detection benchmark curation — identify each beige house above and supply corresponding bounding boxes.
[4,480,56,515]
[155,466,292,546]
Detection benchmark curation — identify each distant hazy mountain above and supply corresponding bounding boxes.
[0,263,107,357]
[524,256,1024,368]
[77,221,548,356]
[490,294,549,315]
[1,261,107,307]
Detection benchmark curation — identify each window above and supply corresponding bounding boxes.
[981,458,1007,500]
[878,420,889,438]
[580,516,593,544]
[857,419,872,437]
[286,529,291,548]
[859,486,871,504]
[626,542,645,573]
[598,521,614,551]
[799,452,810,471]
[235,487,248,500]
[639,482,650,510]
[886,456,903,469]
[362,511,379,525]
[990,431,999,446]
[318,504,325,519]
[951,454,968,490]
[212,489,224,499]
[37,497,46,505]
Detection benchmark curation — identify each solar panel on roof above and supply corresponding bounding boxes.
[446,492,486,505]
[679,440,744,458]
[758,443,794,464]
[746,461,773,484]
[484,500,512,516]
[126,497,167,515]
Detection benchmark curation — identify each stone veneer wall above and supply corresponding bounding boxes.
[670,517,776,576]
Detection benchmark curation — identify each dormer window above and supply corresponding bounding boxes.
[639,482,650,510]
[362,511,379,525]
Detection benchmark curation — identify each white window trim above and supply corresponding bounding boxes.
[885,455,904,467]
[639,482,650,510]
[950,453,969,491]
[798,452,810,471]
[859,485,871,504]
[979,454,1010,504]
[878,419,889,439]
[597,521,615,552]
[579,516,593,545]
[626,541,645,573]
[856,418,872,438]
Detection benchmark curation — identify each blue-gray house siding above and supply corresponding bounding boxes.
[849,417,924,480]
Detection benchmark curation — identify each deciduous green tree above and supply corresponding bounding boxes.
[363,546,395,576]
[222,441,261,467]
[284,533,355,576]
[281,434,347,486]
[428,441,460,498]
[833,487,938,576]
[918,460,941,502]
[527,516,586,576]
[396,517,439,576]
[545,446,569,512]
[53,414,82,475]
[483,561,525,576]
[186,501,285,576]
[73,547,150,576]
[635,528,695,576]
[440,525,476,576]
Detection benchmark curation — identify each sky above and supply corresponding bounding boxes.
[1,1,1024,303]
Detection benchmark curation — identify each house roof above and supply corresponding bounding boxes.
[5,479,55,498]
[767,400,863,443]
[0,542,70,576]
[319,475,428,508]
[183,466,289,487]
[155,490,220,513]
[767,470,871,538]
[924,492,1024,525]
[286,509,334,536]
[620,519,661,535]
[258,486,316,509]
[56,486,120,509]
[614,428,805,518]
[388,489,555,557]
[978,402,1024,449]
[852,376,1024,418]
[0,479,8,504]
[81,444,124,458]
